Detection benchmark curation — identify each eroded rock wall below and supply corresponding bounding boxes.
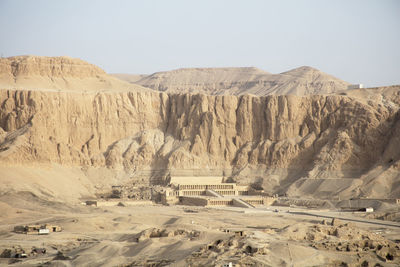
[0,89,399,197]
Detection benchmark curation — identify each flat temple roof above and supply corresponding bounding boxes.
[170,176,223,185]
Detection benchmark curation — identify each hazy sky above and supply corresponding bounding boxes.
[0,0,399,87]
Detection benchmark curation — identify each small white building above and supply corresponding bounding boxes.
[365,207,374,213]
[38,229,50,235]
[348,84,364,89]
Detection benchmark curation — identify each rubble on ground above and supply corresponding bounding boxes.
[127,228,200,242]
[280,218,400,264]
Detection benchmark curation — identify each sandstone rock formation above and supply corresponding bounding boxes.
[0,56,149,92]
[129,66,350,96]
[0,56,399,200]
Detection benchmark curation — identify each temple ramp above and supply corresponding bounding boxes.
[232,198,255,208]
[206,189,223,198]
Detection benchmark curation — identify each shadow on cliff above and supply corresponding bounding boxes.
[282,106,400,199]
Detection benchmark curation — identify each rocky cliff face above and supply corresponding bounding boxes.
[0,56,399,199]
[1,88,399,198]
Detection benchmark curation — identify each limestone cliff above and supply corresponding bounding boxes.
[1,88,399,199]
[0,56,399,200]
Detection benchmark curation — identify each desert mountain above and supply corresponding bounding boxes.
[111,73,148,84]
[0,56,399,202]
[0,55,150,92]
[128,66,350,96]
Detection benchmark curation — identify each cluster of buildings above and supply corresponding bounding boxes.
[13,224,62,235]
[81,175,276,209]
[160,176,274,208]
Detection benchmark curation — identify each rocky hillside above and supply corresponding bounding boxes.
[0,56,149,92]
[130,66,350,96]
[0,56,399,200]
[1,88,399,199]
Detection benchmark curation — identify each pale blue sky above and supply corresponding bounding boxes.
[0,0,399,87]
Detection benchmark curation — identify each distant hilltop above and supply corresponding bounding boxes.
[0,55,352,95]
[0,55,106,78]
[0,55,149,92]
[114,66,350,96]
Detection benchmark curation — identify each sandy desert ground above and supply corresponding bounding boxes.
[1,194,400,267]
